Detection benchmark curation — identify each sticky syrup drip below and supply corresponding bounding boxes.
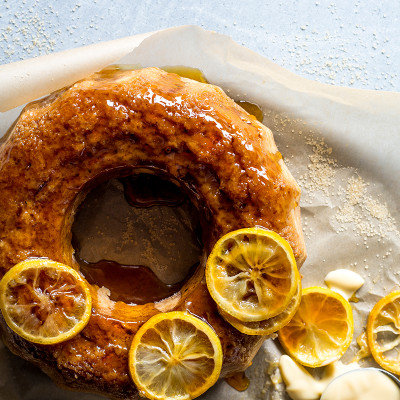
[225,371,250,392]
[235,100,264,123]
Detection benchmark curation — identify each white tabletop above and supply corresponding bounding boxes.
[0,0,399,91]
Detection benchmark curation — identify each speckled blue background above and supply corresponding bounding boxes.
[0,0,399,91]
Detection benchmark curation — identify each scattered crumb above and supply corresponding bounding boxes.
[298,137,337,196]
[0,0,59,58]
[334,175,399,240]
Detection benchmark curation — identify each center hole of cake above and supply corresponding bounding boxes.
[72,173,202,305]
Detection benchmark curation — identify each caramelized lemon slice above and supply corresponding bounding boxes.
[0,258,92,345]
[206,228,299,322]
[367,291,400,375]
[278,287,353,367]
[129,311,223,400]
[219,282,301,336]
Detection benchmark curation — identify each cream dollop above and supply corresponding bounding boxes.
[321,369,400,400]
[324,269,364,300]
[279,355,359,400]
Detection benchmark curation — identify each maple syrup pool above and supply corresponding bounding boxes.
[72,173,203,305]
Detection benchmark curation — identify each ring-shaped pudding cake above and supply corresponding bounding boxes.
[0,67,306,399]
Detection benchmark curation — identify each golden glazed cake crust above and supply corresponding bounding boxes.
[0,67,306,399]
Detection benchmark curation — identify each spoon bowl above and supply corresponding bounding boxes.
[376,368,400,388]
[321,367,400,400]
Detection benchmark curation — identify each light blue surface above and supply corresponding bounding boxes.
[0,0,399,91]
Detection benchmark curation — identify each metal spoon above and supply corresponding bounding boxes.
[376,368,400,388]
[321,367,400,399]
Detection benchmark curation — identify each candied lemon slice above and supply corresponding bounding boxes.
[129,311,223,400]
[367,291,400,375]
[278,287,353,367]
[219,282,301,336]
[206,228,299,322]
[0,258,92,345]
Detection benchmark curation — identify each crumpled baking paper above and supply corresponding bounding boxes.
[0,25,399,400]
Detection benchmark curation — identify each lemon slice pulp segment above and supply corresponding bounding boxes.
[367,291,400,375]
[206,228,299,322]
[129,311,223,400]
[0,258,92,345]
[278,286,353,367]
[219,281,302,336]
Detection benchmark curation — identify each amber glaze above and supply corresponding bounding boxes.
[162,65,264,122]
[120,173,186,207]
[235,101,264,123]
[0,68,306,399]
[79,260,195,304]
[161,65,209,84]
[225,371,250,392]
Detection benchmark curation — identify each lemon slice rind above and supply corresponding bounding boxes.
[278,286,354,368]
[129,311,223,400]
[0,258,92,345]
[206,228,299,322]
[367,291,400,375]
[219,282,302,336]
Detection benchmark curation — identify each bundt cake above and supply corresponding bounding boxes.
[0,67,306,399]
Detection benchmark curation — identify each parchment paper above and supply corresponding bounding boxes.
[0,25,399,400]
